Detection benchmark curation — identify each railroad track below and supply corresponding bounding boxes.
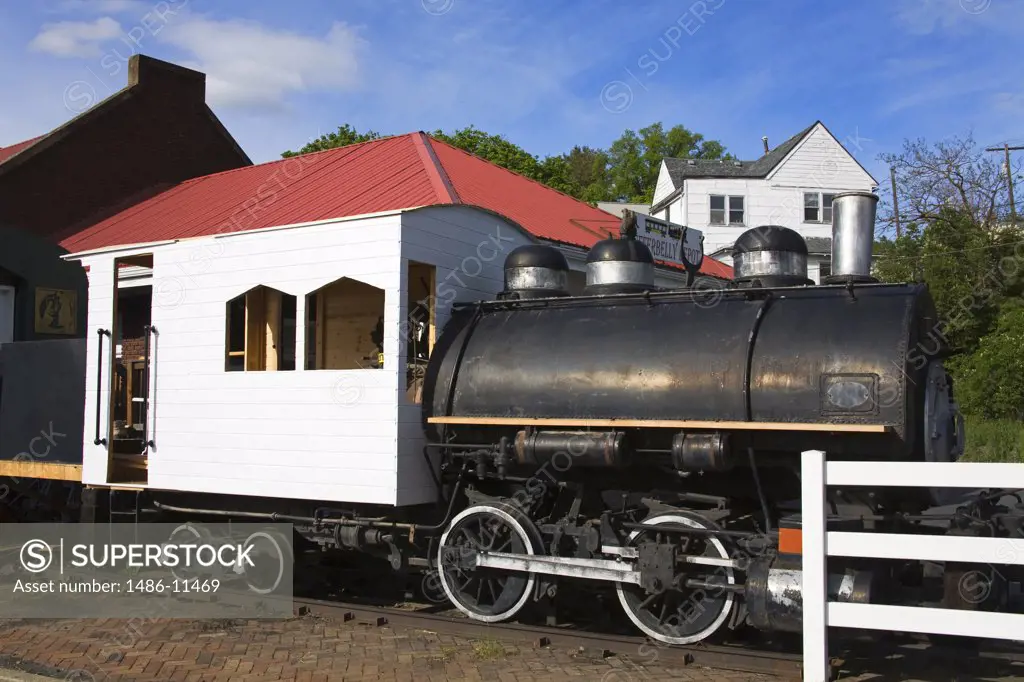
[292,593,1024,681]
[292,596,805,678]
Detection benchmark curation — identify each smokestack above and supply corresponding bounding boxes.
[825,192,878,284]
[762,136,769,155]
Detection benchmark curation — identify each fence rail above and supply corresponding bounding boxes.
[800,450,1024,682]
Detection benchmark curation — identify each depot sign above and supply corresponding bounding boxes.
[632,215,704,271]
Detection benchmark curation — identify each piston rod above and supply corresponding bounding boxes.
[472,550,741,585]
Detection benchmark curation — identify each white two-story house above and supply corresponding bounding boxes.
[648,121,877,283]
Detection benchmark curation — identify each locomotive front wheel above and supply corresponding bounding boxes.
[437,503,542,623]
[616,513,736,645]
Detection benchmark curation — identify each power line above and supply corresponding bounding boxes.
[873,237,1024,263]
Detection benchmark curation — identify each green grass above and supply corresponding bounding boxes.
[471,639,507,660]
[961,416,1024,462]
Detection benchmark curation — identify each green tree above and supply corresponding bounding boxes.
[607,123,730,203]
[561,146,612,202]
[874,207,1022,354]
[282,124,382,157]
[951,301,1024,420]
[431,126,546,181]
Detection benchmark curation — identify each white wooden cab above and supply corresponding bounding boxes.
[71,205,534,507]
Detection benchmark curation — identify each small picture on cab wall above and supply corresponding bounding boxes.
[34,287,77,335]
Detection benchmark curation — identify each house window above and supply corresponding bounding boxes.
[804,192,836,223]
[225,286,297,372]
[710,195,745,226]
[305,277,386,370]
[820,261,832,279]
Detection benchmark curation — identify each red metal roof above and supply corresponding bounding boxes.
[0,136,44,165]
[61,132,733,279]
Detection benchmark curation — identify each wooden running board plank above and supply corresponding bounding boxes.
[0,461,83,481]
[427,416,889,433]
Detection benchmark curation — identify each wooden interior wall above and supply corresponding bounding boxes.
[263,288,281,371]
[241,286,285,371]
[244,287,265,370]
[316,279,385,369]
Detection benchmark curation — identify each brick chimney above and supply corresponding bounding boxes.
[128,54,205,102]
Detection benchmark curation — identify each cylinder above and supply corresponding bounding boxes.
[584,238,655,295]
[514,430,627,468]
[671,432,733,472]
[828,191,878,283]
[500,245,570,299]
[745,556,874,633]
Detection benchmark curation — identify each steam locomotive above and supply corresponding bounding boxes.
[73,192,1022,645]
[413,191,974,643]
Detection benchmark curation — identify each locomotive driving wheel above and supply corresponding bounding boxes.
[437,503,543,623]
[616,512,736,645]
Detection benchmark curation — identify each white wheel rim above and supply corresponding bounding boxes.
[166,524,204,583]
[615,513,735,645]
[437,504,537,623]
[242,530,287,595]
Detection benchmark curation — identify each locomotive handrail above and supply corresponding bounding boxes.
[93,328,110,446]
[426,416,889,433]
[742,294,773,421]
[141,325,156,450]
[447,280,920,313]
[800,450,1024,682]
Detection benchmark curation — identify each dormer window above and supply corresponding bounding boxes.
[804,192,836,223]
[710,195,744,226]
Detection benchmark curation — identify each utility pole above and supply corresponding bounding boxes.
[889,166,901,238]
[985,143,1023,225]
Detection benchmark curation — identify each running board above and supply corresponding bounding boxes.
[473,551,741,585]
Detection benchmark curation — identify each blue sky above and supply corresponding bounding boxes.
[1,0,1021,184]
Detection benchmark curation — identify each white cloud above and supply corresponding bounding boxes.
[156,17,364,109]
[29,17,123,58]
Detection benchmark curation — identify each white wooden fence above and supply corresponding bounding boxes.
[800,451,1024,682]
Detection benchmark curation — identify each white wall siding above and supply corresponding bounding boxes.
[768,125,875,190]
[684,178,786,255]
[652,161,676,204]
[396,206,534,505]
[152,217,405,505]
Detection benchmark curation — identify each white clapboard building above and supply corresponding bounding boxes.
[648,121,877,283]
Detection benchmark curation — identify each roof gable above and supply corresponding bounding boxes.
[0,55,249,179]
[766,122,878,187]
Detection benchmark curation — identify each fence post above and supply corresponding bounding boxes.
[801,449,829,682]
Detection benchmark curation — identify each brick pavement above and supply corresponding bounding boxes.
[0,615,782,682]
